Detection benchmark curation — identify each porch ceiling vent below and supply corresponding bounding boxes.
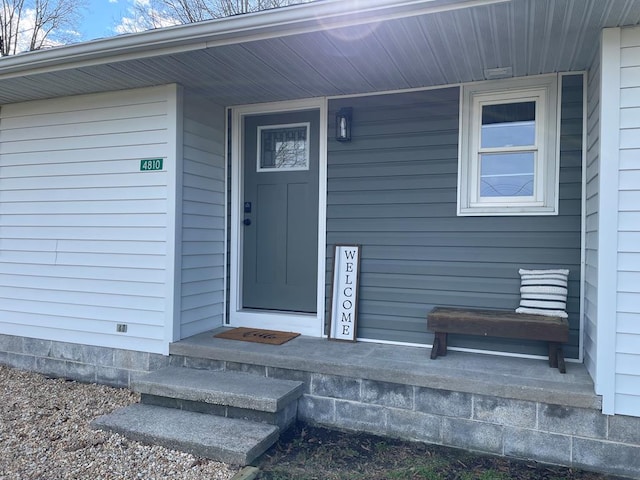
[484,67,513,80]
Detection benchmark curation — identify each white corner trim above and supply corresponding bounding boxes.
[597,27,621,415]
[575,70,589,365]
[223,107,231,326]
[317,98,329,333]
[165,84,184,353]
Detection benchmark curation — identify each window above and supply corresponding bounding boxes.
[257,123,310,172]
[458,76,559,215]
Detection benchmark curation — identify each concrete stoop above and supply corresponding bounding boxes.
[92,367,304,465]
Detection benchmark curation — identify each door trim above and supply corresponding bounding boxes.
[229,98,327,337]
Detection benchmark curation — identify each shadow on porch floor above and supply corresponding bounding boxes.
[170,328,600,411]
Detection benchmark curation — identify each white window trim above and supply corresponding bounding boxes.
[458,75,560,216]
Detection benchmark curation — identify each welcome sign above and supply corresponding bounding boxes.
[329,245,361,342]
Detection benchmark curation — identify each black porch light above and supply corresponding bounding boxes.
[335,107,352,142]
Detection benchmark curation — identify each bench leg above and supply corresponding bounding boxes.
[557,346,566,374]
[430,337,439,359]
[548,343,558,368]
[437,332,447,357]
[548,343,566,373]
[430,332,448,359]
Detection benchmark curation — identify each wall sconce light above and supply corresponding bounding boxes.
[336,107,352,142]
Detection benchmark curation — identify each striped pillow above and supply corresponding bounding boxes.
[516,268,569,318]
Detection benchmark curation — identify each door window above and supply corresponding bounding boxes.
[257,123,310,172]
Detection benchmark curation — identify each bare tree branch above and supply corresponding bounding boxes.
[118,0,311,33]
[1,0,84,55]
[1,0,27,55]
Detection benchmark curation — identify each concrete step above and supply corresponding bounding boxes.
[92,403,279,466]
[132,366,303,428]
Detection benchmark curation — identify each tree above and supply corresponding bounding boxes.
[117,0,310,33]
[1,0,85,56]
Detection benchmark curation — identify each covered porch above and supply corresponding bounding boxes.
[2,0,636,365]
[164,328,640,477]
[172,328,599,409]
[1,0,640,476]
[1,0,639,434]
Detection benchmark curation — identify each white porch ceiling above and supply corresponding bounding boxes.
[0,0,639,106]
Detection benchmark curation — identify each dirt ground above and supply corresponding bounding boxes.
[256,423,617,480]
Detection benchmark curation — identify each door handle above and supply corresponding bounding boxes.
[243,218,251,226]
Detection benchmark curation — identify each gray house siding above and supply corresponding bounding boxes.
[326,75,584,358]
[180,92,227,339]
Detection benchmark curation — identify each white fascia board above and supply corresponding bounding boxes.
[0,0,509,79]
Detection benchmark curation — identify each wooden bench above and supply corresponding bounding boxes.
[427,307,570,373]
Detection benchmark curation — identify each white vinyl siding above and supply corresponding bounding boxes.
[0,85,177,354]
[615,26,640,416]
[180,92,226,338]
[584,42,601,387]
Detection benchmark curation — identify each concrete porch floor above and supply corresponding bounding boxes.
[171,328,600,411]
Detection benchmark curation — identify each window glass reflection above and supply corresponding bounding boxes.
[480,152,534,197]
[481,102,535,148]
[260,126,308,170]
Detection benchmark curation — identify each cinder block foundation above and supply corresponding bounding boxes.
[2,333,640,479]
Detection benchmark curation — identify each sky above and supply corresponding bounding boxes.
[79,0,136,42]
[15,0,308,52]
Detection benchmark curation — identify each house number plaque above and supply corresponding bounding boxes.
[140,158,164,171]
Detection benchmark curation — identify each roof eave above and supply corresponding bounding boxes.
[0,0,509,78]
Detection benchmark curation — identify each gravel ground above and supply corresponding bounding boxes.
[0,364,239,480]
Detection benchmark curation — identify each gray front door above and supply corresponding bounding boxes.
[242,110,319,313]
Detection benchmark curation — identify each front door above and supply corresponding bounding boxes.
[241,109,319,313]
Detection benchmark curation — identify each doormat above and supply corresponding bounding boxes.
[214,327,300,345]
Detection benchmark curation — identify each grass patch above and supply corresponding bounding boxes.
[256,424,613,480]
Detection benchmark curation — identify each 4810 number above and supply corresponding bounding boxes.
[140,158,163,171]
